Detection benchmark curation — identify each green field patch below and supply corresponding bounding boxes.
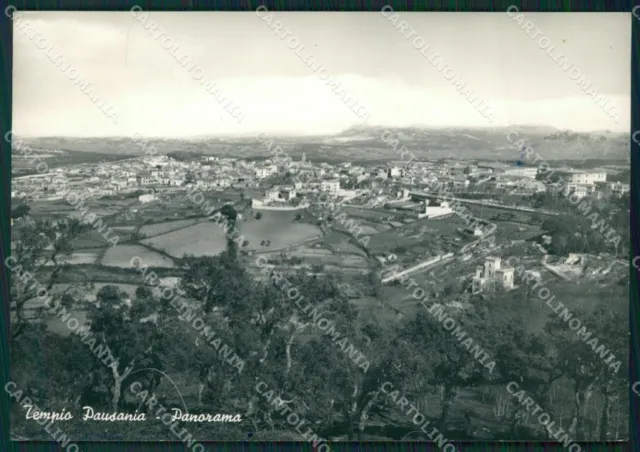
[102,245,175,268]
[324,230,367,256]
[67,248,103,265]
[111,225,137,233]
[72,230,129,249]
[139,219,199,237]
[240,211,322,251]
[278,246,333,259]
[142,222,229,258]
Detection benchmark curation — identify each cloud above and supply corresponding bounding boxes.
[11,12,630,137]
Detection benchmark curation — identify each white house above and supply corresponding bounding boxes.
[564,183,595,199]
[609,182,630,195]
[418,200,454,219]
[569,172,606,185]
[504,167,538,179]
[139,194,156,203]
[264,186,297,203]
[472,257,514,294]
[256,165,278,179]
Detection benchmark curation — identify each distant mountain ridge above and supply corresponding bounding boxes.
[14,125,629,162]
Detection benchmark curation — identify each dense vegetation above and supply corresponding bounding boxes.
[8,192,629,441]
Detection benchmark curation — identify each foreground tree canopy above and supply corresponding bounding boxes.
[9,214,629,441]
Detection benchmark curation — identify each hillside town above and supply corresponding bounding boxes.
[11,151,630,208]
[7,8,630,445]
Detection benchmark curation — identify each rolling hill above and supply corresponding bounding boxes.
[13,125,629,163]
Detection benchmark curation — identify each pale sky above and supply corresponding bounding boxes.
[12,11,631,137]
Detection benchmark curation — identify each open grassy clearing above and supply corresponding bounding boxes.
[323,230,367,256]
[368,215,470,255]
[341,206,406,222]
[142,222,229,258]
[101,244,176,268]
[240,211,322,251]
[71,230,131,249]
[139,219,200,237]
[67,248,103,265]
[492,221,542,242]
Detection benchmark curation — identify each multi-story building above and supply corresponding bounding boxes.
[264,186,297,203]
[418,200,454,219]
[472,257,514,294]
[567,172,607,185]
[321,179,340,194]
[564,183,595,198]
[264,188,280,202]
[215,179,232,188]
[449,165,466,176]
[513,179,546,194]
[450,175,470,190]
[505,167,538,179]
[136,172,153,186]
[256,165,278,179]
[610,182,630,196]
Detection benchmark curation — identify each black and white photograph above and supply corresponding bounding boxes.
[7,8,631,446]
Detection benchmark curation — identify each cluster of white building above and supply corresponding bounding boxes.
[418,200,454,219]
[471,256,515,294]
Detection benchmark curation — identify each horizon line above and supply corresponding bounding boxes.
[11,124,630,140]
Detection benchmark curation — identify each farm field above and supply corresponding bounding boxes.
[241,212,322,251]
[367,216,470,254]
[323,231,367,256]
[323,264,370,276]
[139,219,200,237]
[294,254,370,268]
[492,221,543,242]
[282,246,333,259]
[101,245,175,268]
[71,230,120,249]
[341,206,404,222]
[111,225,137,233]
[141,222,229,258]
[337,255,369,267]
[67,248,103,265]
[465,204,542,224]
[359,225,382,234]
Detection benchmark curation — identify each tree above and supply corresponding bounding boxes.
[544,303,627,439]
[9,218,86,339]
[12,204,30,219]
[183,171,196,185]
[493,321,563,437]
[402,307,494,430]
[179,257,306,422]
[255,212,263,220]
[96,285,124,307]
[294,213,302,221]
[220,204,238,225]
[82,287,164,412]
